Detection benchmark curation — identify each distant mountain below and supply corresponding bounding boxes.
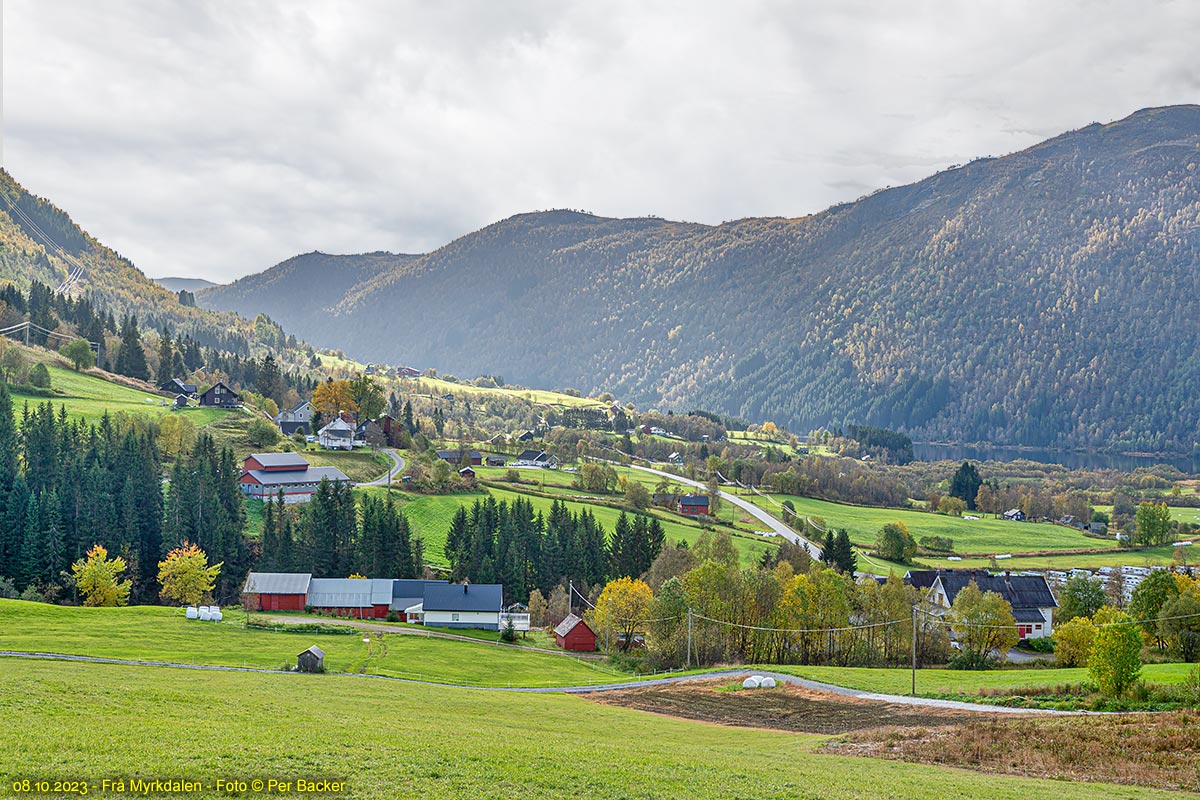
[200,250,419,338]
[0,169,291,357]
[202,106,1200,452]
[154,277,218,293]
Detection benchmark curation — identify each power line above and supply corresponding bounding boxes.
[693,612,907,635]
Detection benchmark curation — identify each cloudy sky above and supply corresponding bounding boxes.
[4,1,1199,282]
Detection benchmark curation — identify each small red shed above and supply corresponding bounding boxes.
[554,613,597,652]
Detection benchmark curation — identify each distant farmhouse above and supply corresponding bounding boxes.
[276,400,315,437]
[678,495,710,517]
[318,417,355,450]
[239,452,351,503]
[199,381,240,408]
[159,378,197,396]
[515,450,558,468]
[436,450,482,466]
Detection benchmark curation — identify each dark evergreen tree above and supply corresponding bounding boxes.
[949,461,983,510]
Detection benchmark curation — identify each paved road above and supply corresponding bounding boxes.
[360,448,406,487]
[605,459,822,558]
[0,651,1083,713]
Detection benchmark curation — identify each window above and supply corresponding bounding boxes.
[452,613,460,622]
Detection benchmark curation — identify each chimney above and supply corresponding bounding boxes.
[463,584,468,594]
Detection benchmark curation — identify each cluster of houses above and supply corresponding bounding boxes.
[239,452,351,503]
[159,378,242,411]
[242,572,527,631]
[1044,563,1192,606]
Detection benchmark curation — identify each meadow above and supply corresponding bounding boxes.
[2,659,1193,800]
[10,363,228,427]
[0,600,619,688]
[749,492,1118,555]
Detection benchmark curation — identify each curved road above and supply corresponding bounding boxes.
[0,650,1079,713]
[597,459,822,559]
[361,448,406,487]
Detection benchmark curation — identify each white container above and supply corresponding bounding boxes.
[759,676,777,688]
[185,607,198,620]
[210,611,223,622]
[198,608,213,621]
[742,676,762,689]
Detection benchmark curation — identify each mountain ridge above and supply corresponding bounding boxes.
[200,105,1200,451]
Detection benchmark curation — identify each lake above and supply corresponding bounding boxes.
[913,442,1200,473]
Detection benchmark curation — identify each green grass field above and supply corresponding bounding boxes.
[304,448,389,483]
[361,483,775,570]
[0,600,618,688]
[407,376,607,409]
[8,660,1189,800]
[10,364,227,427]
[751,492,1118,556]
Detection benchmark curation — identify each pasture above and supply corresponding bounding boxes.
[749,492,1118,556]
[2,659,1190,800]
[0,600,618,688]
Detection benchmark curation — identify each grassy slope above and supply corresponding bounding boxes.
[0,600,614,688]
[362,484,775,570]
[11,364,227,427]
[768,663,1195,696]
[303,448,389,483]
[755,492,1118,554]
[2,660,1193,800]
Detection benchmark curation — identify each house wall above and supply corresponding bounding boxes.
[423,610,500,630]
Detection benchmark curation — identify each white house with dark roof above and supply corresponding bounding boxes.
[420,583,504,630]
[318,417,356,450]
[927,571,1058,640]
[239,452,351,503]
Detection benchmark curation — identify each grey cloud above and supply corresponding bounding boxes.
[4,0,1200,282]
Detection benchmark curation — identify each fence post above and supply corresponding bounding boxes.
[911,604,917,697]
[686,608,694,669]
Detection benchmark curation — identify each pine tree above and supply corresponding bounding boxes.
[114,313,150,381]
[157,329,175,383]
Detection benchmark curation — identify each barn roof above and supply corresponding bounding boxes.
[391,579,447,611]
[243,466,351,486]
[243,572,312,595]
[247,452,310,470]
[554,613,592,638]
[423,582,503,613]
[301,645,325,658]
[307,578,374,608]
[680,495,709,505]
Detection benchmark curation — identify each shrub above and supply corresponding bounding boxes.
[504,469,521,483]
[1089,606,1142,696]
[0,577,18,599]
[876,521,916,564]
[948,650,994,670]
[1054,616,1096,667]
[919,535,955,553]
[1025,636,1055,653]
[247,419,280,448]
[385,611,401,623]
[28,362,51,389]
[500,618,517,642]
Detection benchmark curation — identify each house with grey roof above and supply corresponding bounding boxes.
[420,583,504,630]
[927,571,1058,640]
[318,417,356,450]
[276,400,315,437]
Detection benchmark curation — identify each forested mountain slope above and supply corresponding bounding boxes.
[200,250,418,337]
[0,170,280,356]
[203,106,1200,452]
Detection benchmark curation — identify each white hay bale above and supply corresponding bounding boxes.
[198,608,213,621]
[210,610,222,622]
[185,606,198,620]
[742,676,762,689]
[759,676,776,688]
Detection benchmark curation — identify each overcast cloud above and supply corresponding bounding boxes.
[4,1,1199,282]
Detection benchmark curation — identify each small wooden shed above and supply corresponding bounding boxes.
[297,645,325,673]
[554,613,597,652]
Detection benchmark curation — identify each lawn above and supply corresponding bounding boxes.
[914,545,1190,571]
[752,493,1118,556]
[3,660,1192,800]
[0,600,618,688]
[767,662,1196,698]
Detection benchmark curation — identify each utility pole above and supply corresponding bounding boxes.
[911,604,918,697]
[686,608,694,669]
[568,579,573,617]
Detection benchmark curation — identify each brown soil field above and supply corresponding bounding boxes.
[588,678,982,734]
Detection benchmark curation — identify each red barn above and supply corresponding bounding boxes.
[554,613,597,652]
[678,495,710,517]
[242,572,312,612]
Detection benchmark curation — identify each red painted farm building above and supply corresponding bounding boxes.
[678,495,710,517]
[554,613,597,652]
[241,572,311,612]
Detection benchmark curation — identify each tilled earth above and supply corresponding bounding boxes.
[587,677,981,734]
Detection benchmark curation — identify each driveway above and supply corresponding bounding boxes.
[361,448,406,487]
